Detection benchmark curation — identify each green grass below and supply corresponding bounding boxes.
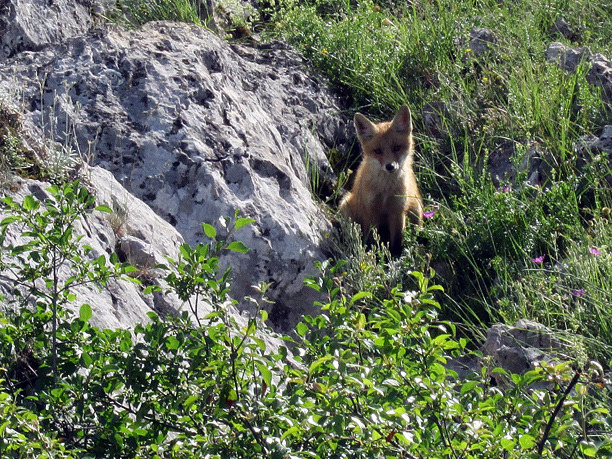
[114,0,205,27]
[270,0,612,364]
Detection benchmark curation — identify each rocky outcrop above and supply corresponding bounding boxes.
[483,319,568,384]
[0,0,113,60]
[449,319,573,386]
[0,19,352,330]
[0,166,185,329]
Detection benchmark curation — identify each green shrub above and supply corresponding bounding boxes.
[1,182,611,457]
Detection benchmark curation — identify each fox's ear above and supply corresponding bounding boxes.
[391,105,412,134]
[354,113,377,141]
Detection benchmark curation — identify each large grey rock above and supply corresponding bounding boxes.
[0,0,112,60]
[586,53,612,103]
[577,125,612,156]
[0,21,351,330]
[0,166,185,329]
[545,41,591,73]
[483,319,568,386]
[1,166,290,355]
[487,143,544,187]
[448,318,573,384]
[468,27,496,57]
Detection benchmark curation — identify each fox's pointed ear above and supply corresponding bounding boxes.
[391,105,412,134]
[354,113,377,141]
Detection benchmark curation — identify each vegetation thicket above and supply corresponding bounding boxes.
[1,0,612,457]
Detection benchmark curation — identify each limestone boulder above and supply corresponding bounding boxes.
[483,319,569,386]
[0,21,352,330]
[0,0,113,60]
[0,167,185,329]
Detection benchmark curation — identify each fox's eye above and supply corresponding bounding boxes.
[392,144,403,153]
[373,148,383,156]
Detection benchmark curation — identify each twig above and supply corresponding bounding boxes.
[537,370,581,456]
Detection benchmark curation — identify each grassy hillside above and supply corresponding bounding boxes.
[267,0,612,363]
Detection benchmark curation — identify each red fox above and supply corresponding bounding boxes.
[339,105,423,256]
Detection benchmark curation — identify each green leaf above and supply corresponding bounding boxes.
[296,322,308,337]
[143,285,161,294]
[234,217,255,230]
[501,438,515,451]
[281,425,299,441]
[460,380,479,395]
[1,216,19,227]
[79,304,93,323]
[95,205,113,213]
[82,351,93,367]
[23,195,39,211]
[226,241,249,253]
[184,395,199,410]
[166,336,180,350]
[350,291,372,304]
[356,312,366,330]
[1,196,16,207]
[257,363,273,388]
[202,223,217,239]
[308,356,333,375]
[519,434,536,449]
[580,444,597,457]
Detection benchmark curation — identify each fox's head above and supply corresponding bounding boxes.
[354,105,414,174]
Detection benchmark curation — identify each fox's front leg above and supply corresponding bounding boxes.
[387,212,406,257]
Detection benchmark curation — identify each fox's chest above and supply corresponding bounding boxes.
[361,176,406,214]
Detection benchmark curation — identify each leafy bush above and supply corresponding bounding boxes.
[1,182,611,457]
[0,377,76,458]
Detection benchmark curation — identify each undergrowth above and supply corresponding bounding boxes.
[0,183,611,457]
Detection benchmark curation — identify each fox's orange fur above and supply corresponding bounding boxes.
[339,105,423,256]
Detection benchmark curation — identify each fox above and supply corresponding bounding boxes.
[339,104,423,257]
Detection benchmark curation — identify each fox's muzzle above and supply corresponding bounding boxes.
[385,162,399,173]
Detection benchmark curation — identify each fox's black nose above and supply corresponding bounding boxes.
[385,162,398,173]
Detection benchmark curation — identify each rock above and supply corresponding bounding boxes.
[468,27,496,57]
[0,0,112,61]
[551,17,579,42]
[487,143,544,187]
[575,126,612,190]
[545,41,591,73]
[586,53,612,103]
[483,319,568,386]
[546,42,612,103]
[0,167,186,329]
[0,21,352,331]
[577,125,612,154]
[422,102,456,139]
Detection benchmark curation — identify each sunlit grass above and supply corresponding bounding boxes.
[271,0,612,362]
